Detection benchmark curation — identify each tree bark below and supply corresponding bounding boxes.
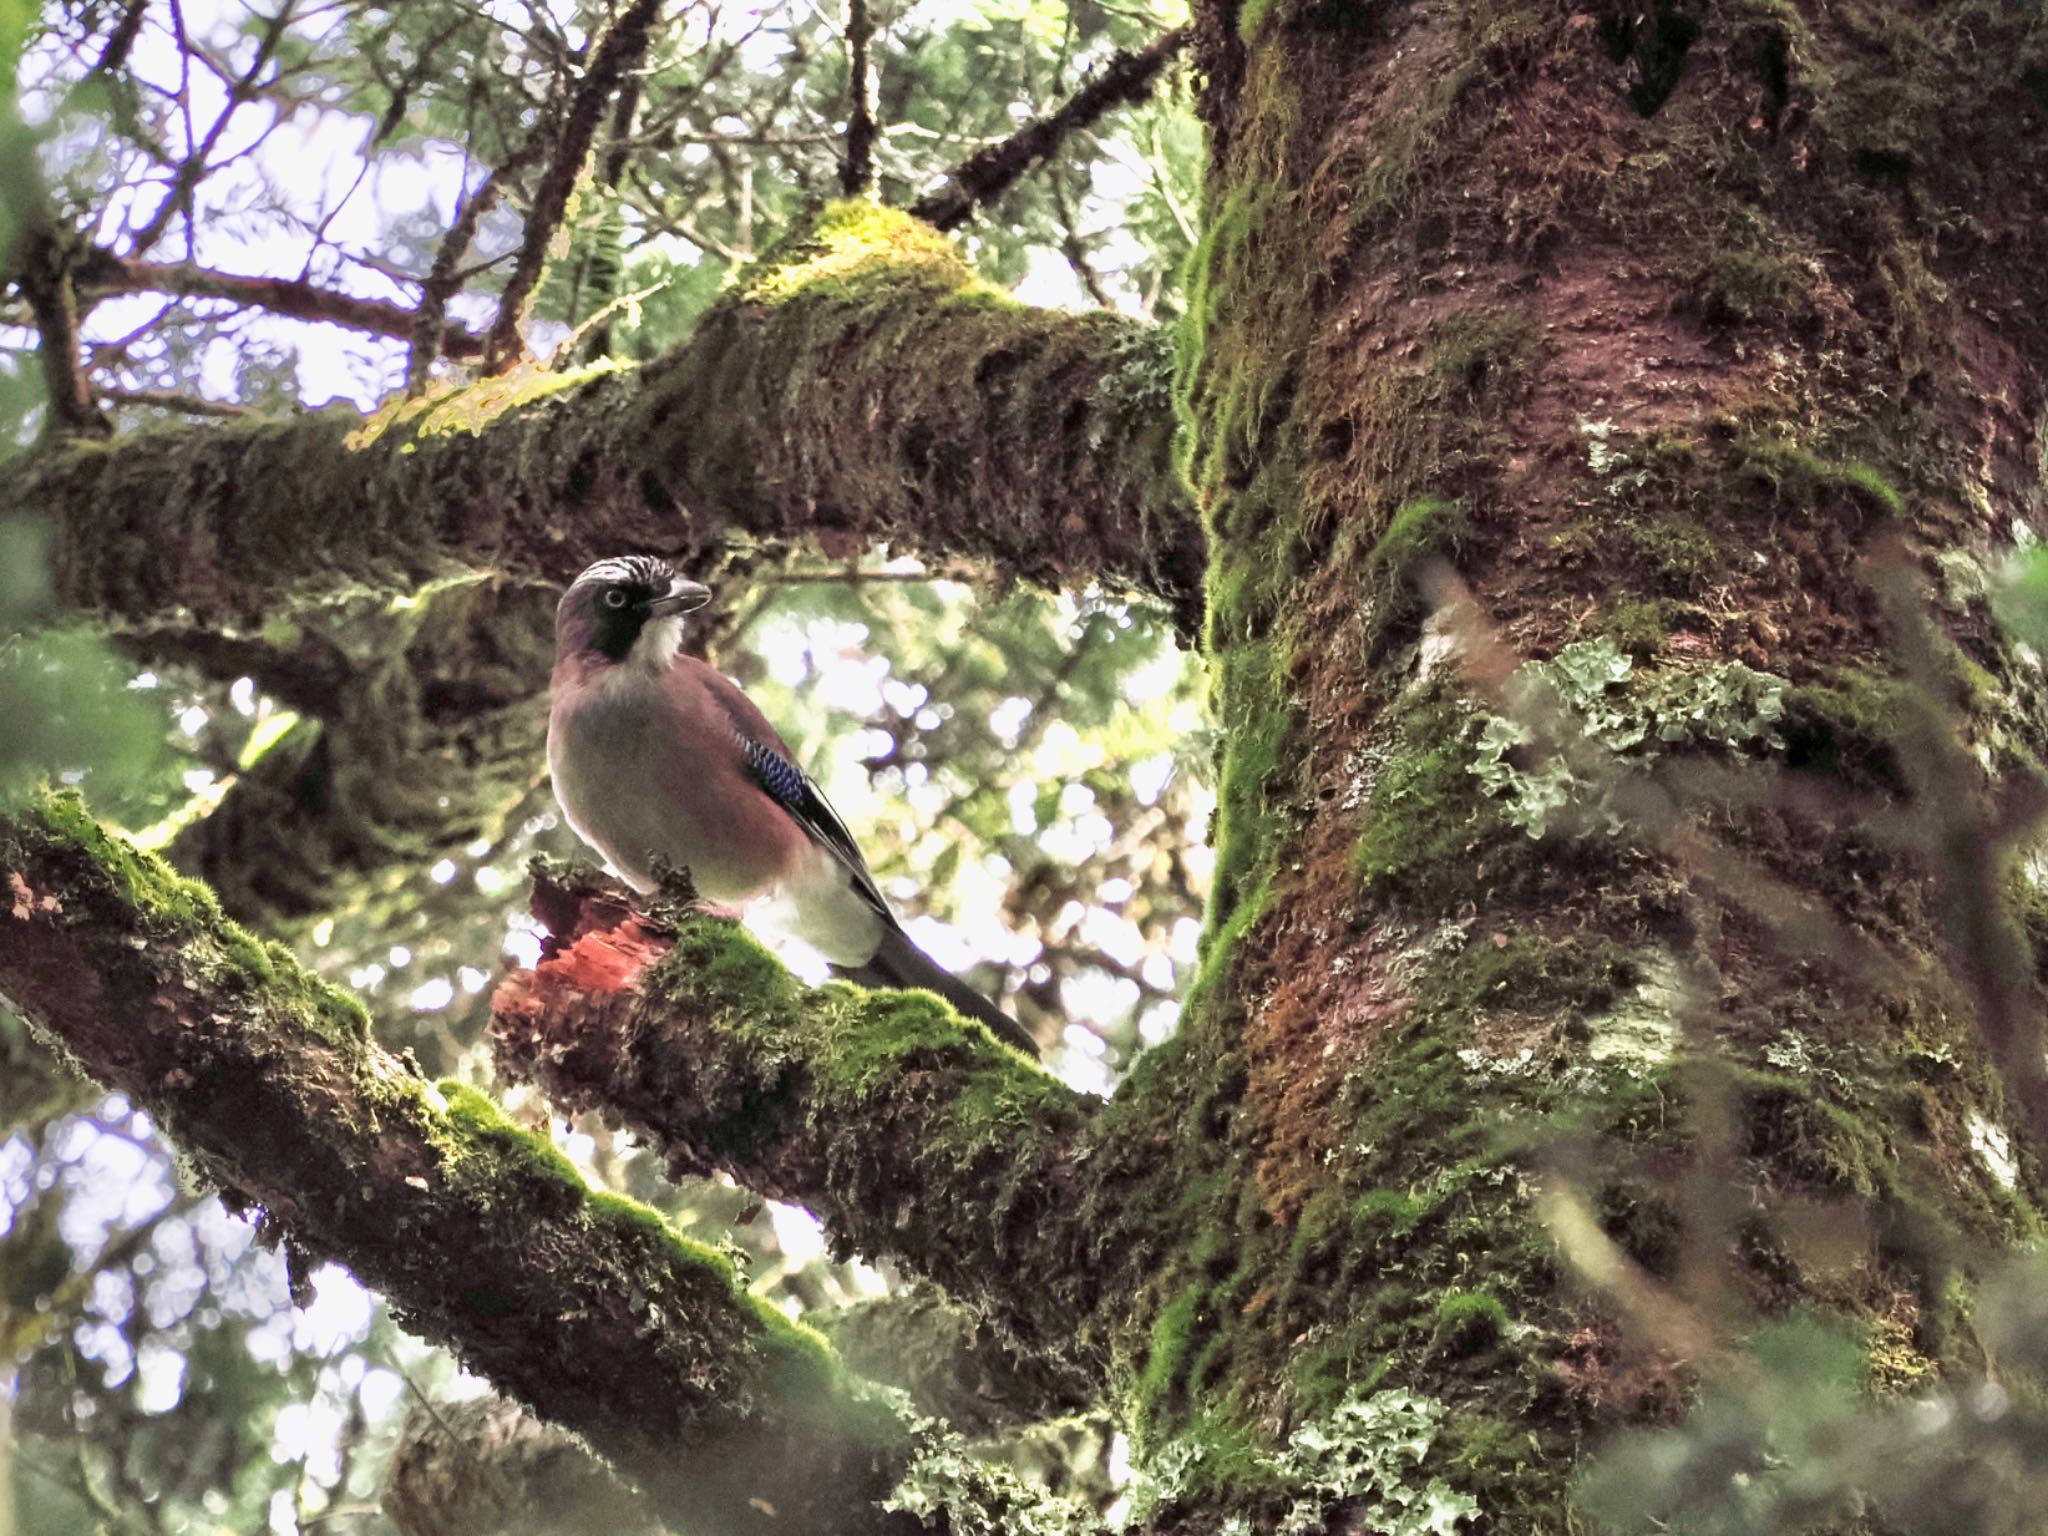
[1107,0,2048,1526]
[15,203,1201,640]
[0,797,935,1536]
[13,2,2048,1527]
[491,866,1168,1379]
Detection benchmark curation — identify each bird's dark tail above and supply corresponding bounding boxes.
[835,925,1039,1057]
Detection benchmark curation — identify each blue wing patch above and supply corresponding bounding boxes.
[736,732,891,917]
[742,735,809,811]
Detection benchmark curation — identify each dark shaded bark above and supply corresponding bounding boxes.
[1104,0,2048,1527]
[15,203,1200,639]
[816,1287,1095,1435]
[154,574,555,929]
[13,221,112,441]
[381,1291,1089,1536]
[383,1392,665,1536]
[0,797,933,1536]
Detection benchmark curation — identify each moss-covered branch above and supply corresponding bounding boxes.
[18,202,1201,637]
[491,866,1118,1369]
[142,572,556,931]
[0,796,939,1535]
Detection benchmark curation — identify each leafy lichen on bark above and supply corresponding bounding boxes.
[1109,0,2048,1528]
[14,201,1202,640]
[0,794,941,1535]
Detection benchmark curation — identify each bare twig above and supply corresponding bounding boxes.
[556,275,671,364]
[910,25,1188,231]
[84,255,490,355]
[91,0,151,78]
[839,0,878,197]
[482,0,669,373]
[128,0,298,257]
[407,130,554,389]
[1051,169,1115,308]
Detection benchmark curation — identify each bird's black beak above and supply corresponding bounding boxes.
[643,580,712,617]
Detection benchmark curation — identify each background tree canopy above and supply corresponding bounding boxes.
[1,1,1205,1529]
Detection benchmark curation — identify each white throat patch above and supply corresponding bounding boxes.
[628,613,686,674]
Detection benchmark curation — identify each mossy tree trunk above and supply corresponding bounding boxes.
[1120,0,2048,1525]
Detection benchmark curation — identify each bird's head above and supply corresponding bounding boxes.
[556,555,712,672]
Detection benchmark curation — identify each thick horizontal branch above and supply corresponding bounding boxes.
[491,865,1116,1370]
[81,254,490,356]
[23,202,1201,637]
[0,796,930,1535]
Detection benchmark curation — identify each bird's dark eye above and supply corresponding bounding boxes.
[602,588,630,611]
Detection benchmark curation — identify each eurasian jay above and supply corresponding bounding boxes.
[547,554,1039,1057]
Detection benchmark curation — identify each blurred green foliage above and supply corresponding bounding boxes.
[0,518,170,813]
[1579,1268,2048,1536]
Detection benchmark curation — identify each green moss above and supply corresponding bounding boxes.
[1618,513,1724,595]
[438,1079,586,1188]
[1739,436,1906,518]
[1136,1282,1207,1441]
[1237,0,1281,42]
[1427,932,1638,1028]
[1427,309,1541,402]
[1205,641,1295,929]
[1603,597,1670,659]
[434,1079,838,1367]
[1429,1289,1509,1358]
[1780,667,1907,788]
[738,199,999,309]
[1734,1068,1891,1198]
[1359,495,1468,653]
[1697,244,1813,326]
[1353,1187,1428,1239]
[351,360,619,448]
[20,791,370,1044]
[1597,1179,1684,1278]
[1352,688,1500,906]
[1338,56,1484,232]
[655,916,806,1031]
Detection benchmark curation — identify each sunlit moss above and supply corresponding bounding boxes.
[1430,1289,1509,1358]
[347,359,620,449]
[434,1078,842,1370]
[737,198,1008,309]
[13,790,371,1043]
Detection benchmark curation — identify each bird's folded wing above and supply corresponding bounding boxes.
[692,663,895,922]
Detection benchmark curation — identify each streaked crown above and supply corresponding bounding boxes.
[569,554,676,593]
